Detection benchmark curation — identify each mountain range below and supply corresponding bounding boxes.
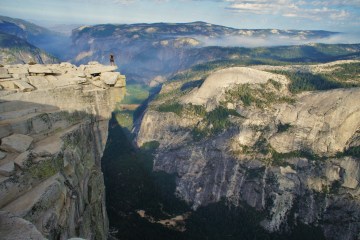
[1,16,360,85]
[69,22,345,83]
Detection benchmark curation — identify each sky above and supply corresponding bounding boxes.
[0,0,360,32]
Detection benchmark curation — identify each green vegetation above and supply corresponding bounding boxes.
[224,82,295,108]
[157,102,184,116]
[331,62,360,78]
[192,106,242,141]
[268,78,282,90]
[121,84,150,105]
[247,167,266,179]
[28,157,63,180]
[157,102,207,117]
[344,146,360,157]
[335,145,360,158]
[277,123,291,133]
[186,103,207,117]
[155,48,360,105]
[115,110,133,129]
[272,63,360,94]
[141,141,160,152]
[236,136,324,166]
[329,180,342,194]
[114,83,151,131]
[274,71,342,93]
[156,102,242,141]
[59,110,91,124]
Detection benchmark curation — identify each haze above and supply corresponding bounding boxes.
[1,0,360,33]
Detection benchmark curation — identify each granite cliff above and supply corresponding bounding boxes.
[136,61,360,239]
[0,62,126,239]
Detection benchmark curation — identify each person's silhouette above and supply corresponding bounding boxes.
[110,54,115,66]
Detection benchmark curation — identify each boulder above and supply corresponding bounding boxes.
[101,72,120,85]
[0,151,6,160]
[13,151,32,169]
[74,77,87,84]
[7,67,29,75]
[280,166,297,175]
[0,68,8,75]
[0,79,18,89]
[0,74,12,79]
[0,162,15,177]
[27,76,51,89]
[28,65,52,74]
[0,134,33,153]
[91,80,108,89]
[86,66,117,75]
[11,73,28,79]
[326,165,341,182]
[0,211,46,240]
[77,72,86,78]
[13,80,35,92]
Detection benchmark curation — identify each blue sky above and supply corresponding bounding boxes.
[1,0,360,32]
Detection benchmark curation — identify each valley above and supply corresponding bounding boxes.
[101,60,360,239]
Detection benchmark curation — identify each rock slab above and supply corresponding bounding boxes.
[0,211,46,240]
[0,134,33,153]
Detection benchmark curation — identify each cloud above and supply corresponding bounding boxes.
[196,32,360,48]
[112,0,135,4]
[223,0,357,21]
[111,0,169,4]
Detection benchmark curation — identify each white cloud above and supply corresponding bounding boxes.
[225,0,355,21]
[112,0,135,4]
[196,32,360,47]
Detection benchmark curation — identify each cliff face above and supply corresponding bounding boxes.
[0,62,126,239]
[136,62,360,239]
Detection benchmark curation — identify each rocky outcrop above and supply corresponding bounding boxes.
[0,62,126,239]
[182,67,288,109]
[136,64,360,239]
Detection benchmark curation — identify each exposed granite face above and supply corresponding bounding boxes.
[136,65,360,240]
[0,62,126,239]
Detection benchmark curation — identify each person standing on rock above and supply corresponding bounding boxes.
[110,54,115,66]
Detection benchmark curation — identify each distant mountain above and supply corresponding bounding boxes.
[70,22,349,84]
[2,17,358,83]
[0,32,58,64]
[0,16,52,41]
[0,15,71,60]
[72,21,336,41]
